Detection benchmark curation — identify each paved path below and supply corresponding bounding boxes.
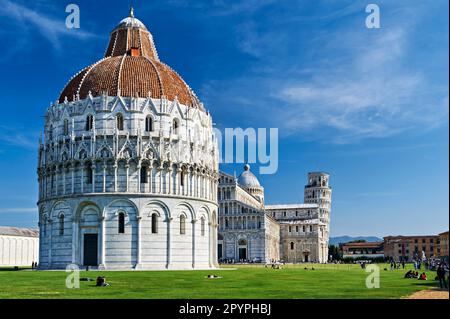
[404,289,449,299]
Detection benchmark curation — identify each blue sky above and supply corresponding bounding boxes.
[0,0,448,237]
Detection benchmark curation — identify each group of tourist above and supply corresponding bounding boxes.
[389,260,406,270]
[404,270,427,280]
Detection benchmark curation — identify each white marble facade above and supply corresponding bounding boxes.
[38,95,219,270]
[37,13,219,270]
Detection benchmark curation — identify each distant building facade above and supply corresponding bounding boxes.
[383,235,439,261]
[218,166,331,263]
[438,231,449,260]
[0,227,39,267]
[341,241,384,259]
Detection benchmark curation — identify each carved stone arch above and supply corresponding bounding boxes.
[73,201,102,223]
[50,200,71,219]
[96,143,113,159]
[174,202,195,220]
[103,198,139,219]
[142,141,158,159]
[198,205,211,222]
[75,144,89,160]
[144,200,171,220]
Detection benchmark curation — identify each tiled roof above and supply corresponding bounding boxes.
[0,226,39,238]
[59,13,202,110]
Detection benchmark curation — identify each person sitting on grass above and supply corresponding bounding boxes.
[418,272,427,280]
[96,276,109,287]
[404,270,414,278]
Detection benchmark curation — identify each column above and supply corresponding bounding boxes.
[125,162,130,192]
[91,163,96,193]
[159,166,163,194]
[71,164,75,194]
[102,163,107,193]
[135,215,143,269]
[48,219,53,268]
[98,215,106,269]
[113,162,118,192]
[166,217,172,269]
[168,167,172,195]
[137,164,141,193]
[149,163,153,193]
[63,167,66,195]
[71,220,78,264]
[192,219,196,269]
[55,168,59,196]
[80,165,84,193]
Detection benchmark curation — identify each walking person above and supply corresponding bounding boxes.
[437,264,448,289]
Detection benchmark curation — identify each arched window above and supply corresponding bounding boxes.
[310,225,313,232]
[59,214,64,235]
[289,226,292,233]
[290,242,294,250]
[118,212,125,234]
[296,226,299,232]
[116,113,124,130]
[303,226,306,232]
[172,118,179,134]
[151,213,158,234]
[86,165,93,184]
[86,115,93,131]
[180,215,186,235]
[63,119,69,135]
[201,217,205,236]
[140,166,148,183]
[145,115,153,132]
[180,170,185,187]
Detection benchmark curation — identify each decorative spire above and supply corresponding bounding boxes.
[129,5,134,18]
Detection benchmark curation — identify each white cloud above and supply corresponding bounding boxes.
[274,27,448,143]
[0,0,95,49]
[0,125,38,150]
[0,207,37,214]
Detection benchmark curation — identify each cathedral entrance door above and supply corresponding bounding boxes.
[304,253,309,262]
[83,234,98,266]
[238,248,247,260]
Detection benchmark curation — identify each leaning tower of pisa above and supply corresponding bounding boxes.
[304,172,332,262]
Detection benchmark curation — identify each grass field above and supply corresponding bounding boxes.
[0,263,442,299]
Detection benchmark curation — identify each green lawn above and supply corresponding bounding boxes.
[0,263,441,299]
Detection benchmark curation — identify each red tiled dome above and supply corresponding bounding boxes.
[59,13,202,109]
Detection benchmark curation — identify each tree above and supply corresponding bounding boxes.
[328,245,342,261]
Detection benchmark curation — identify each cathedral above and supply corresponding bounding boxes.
[37,10,219,270]
[218,166,331,263]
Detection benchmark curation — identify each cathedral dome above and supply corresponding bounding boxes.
[58,9,202,110]
[237,164,261,188]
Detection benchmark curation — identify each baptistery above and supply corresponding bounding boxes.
[37,9,219,270]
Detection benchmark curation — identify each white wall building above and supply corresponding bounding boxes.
[0,227,39,267]
[37,10,219,270]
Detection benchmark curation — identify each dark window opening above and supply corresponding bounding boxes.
[118,212,125,234]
